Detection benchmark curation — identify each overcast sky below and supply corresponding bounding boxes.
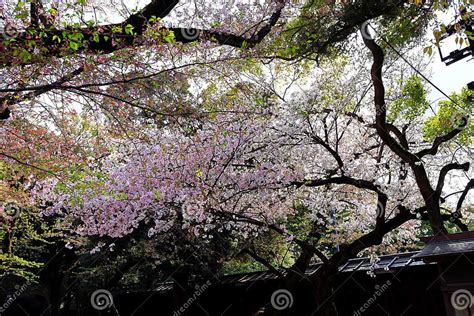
[429,41,474,102]
[428,4,473,102]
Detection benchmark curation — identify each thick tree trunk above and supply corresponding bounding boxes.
[411,164,447,235]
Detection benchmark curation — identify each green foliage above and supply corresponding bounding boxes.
[269,0,428,60]
[378,4,430,48]
[0,208,48,283]
[222,232,295,275]
[389,75,430,121]
[0,254,42,282]
[0,161,11,181]
[423,87,473,144]
[124,24,135,36]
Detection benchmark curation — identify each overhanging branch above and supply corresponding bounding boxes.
[435,162,470,198]
[0,0,285,66]
[416,127,466,158]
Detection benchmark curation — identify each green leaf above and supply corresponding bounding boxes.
[423,45,433,56]
[69,41,80,50]
[163,31,175,43]
[125,24,135,35]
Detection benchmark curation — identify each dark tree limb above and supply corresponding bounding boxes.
[0,66,84,119]
[0,0,285,66]
[438,214,469,232]
[361,35,418,165]
[326,205,422,268]
[435,162,470,198]
[362,34,448,235]
[416,127,466,158]
[240,248,285,278]
[445,179,474,230]
[305,132,344,170]
[210,209,329,264]
[30,0,51,27]
[292,176,383,195]
[456,179,474,213]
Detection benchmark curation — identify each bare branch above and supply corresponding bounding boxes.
[241,248,285,278]
[0,67,84,119]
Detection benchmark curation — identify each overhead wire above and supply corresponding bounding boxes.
[368,24,469,111]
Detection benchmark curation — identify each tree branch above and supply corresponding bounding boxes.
[292,176,383,195]
[0,66,84,119]
[435,162,470,198]
[326,205,421,268]
[30,0,50,27]
[241,248,285,278]
[211,209,329,264]
[0,0,285,66]
[361,35,419,165]
[362,33,447,235]
[416,127,466,158]
[456,179,474,212]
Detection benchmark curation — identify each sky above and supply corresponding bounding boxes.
[428,4,474,102]
[1,0,472,105]
[429,40,474,103]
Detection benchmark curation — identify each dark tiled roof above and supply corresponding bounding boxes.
[223,251,427,285]
[338,251,425,273]
[142,251,429,293]
[119,234,474,294]
[414,233,474,259]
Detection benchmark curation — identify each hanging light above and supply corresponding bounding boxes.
[438,7,474,65]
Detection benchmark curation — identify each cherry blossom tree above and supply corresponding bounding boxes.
[0,0,473,315]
